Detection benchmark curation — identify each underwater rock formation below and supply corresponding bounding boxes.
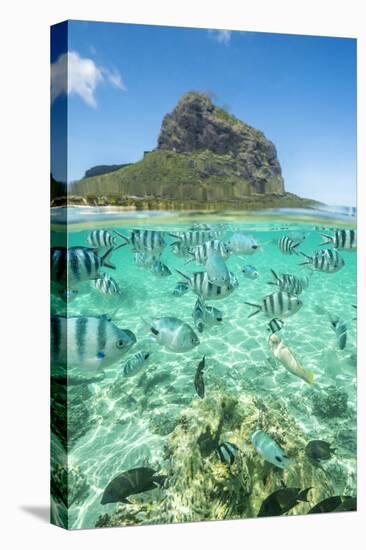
[95,390,334,527]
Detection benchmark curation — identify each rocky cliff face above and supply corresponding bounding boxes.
[157,92,284,194]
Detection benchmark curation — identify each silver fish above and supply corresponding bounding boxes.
[192,297,223,333]
[51,315,136,371]
[245,291,302,318]
[299,249,345,273]
[329,314,347,350]
[251,430,293,469]
[242,265,259,280]
[205,251,230,287]
[150,259,172,278]
[277,236,301,255]
[188,240,230,265]
[51,246,120,288]
[121,229,166,255]
[176,270,238,300]
[268,270,309,295]
[87,229,118,249]
[124,351,151,376]
[148,317,199,352]
[227,232,260,255]
[170,229,218,248]
[320,229,356,251]
[170,241,191,258]
[93,272,121,296]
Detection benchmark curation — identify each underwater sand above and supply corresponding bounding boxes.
[51,208,357,529]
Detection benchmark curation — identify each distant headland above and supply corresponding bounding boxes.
[51,92,320,210]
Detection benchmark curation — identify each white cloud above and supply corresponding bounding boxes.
[51,51,126,108]
[209,30,232,45]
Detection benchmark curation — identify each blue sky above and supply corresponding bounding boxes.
[51,21,356,206]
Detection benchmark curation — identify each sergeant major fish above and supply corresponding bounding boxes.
[320,229,356,251]
[267,318,284,334]
[328,313,347,350]
[216,442,239,466]
[51,246,119,288]
[87,229,121,249]
[124,351,151,376]
[267,270,310,295]
[170,229,218,248]
[176,270,238,301]
[251,430,293,469]
[277,236,301,255]
[187,240,230,265]
[119,229,166,256]
[147,317,200,352]
[93,272,121,296]
[269,333,314,384]
[150,259,172,278]
[192,297,223,333]
[245,291,302,318]
[51,315,136,372]
[299,249,345,273]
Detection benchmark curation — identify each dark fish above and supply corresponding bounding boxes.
[258,487,312,517]
[198,415,224,458]
[194,355,206,398]
[101,467,166,505]
[308,495,356,514]
[305,440,336,462]
[216,442,239,465]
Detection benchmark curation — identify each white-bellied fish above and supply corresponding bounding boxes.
[172,281,190,297]
[251,430,293,469]
[170,229,218,248]
[242,264,259,280]
[123,351,151,376]
[277,236,301,255]
[205,251,230,287]
[51,246,120,288]
[192,297,223,333]
[147,317,200,352]
[299,249,345,273]
[51,315,136,371]
[267,270,310,295]
[287,230,307,243]
[227,232,260,255]
[269,333,314,384]
[320,229,356,251]
[176,269,238,300]
[267,318,284,334]
[245,291,302,318]
[93,272,121,296]
[187,240,230,265]
[328,313,347,350]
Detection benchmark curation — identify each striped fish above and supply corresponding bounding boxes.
[320,229,356,251]
[120,229,166,255]
[170,229,218,248]
[216,442,240,466]
[150,259,172,277]
[170,241,191,258]
[93,273,121,296]
[267,318,284,334]
[187,240,230,265]
[299,249,345,273]
[278,236,301,255]
[87,229,118,249]
[245,291,302,318]
[328,314,347,350]
[172,281,190,297]
[268,270,309,295]
[176,269,238,300]
[123,351,151,376]
[51,315,136,371]
[134,252,156,268]
[192,297,223,333]
[51,246,119,287]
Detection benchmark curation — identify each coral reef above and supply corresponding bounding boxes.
[309,386,348,419]
[95,390,334,527]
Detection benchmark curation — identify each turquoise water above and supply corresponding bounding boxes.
[51,208,357,529]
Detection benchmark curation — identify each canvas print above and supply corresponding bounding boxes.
[50,20,357,530]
